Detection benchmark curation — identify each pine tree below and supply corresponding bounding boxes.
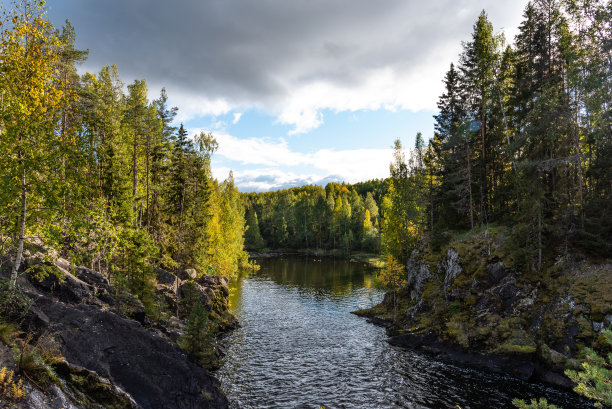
[180,300,217,366]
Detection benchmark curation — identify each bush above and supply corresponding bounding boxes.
[0,367,25,402]
[0,279,32,320]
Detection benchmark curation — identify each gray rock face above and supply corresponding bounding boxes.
[405,251,430,301]
[486,259,508,285]
[32,297,228,409]
[440,248,462,301]
[16,259,231,409]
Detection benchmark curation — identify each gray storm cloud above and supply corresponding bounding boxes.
[47,0,527,124]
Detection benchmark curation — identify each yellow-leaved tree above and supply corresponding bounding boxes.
[0,0,64,287]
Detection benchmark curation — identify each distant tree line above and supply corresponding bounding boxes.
[0,1,248,308]
[243,181,387,255]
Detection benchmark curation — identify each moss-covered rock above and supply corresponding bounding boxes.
[358,227,612,386]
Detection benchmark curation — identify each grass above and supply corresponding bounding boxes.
[14,334,63,388]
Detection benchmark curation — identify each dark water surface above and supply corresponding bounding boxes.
[217,257,592,409]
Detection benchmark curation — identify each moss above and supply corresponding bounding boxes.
[570,264,612,318]
[447,302,462,315]
[60,367,135,409]
[464,295,478,306]
[539,343,567,367]
[421,281,441,303]
[445,319,470,348]
[496,343,536,355]
[416,315,433,330]
[472,324,492,340]
[576,315,594,339]
[489,324,535,356]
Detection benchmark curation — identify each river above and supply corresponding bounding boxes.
[216,256,593,409]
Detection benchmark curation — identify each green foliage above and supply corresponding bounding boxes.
[378,255,407,323]
[243,182,382,255]
[180,300,218,368]
[565,330,612,408]
[0,279,32,320]
[381,139,426,264]
[512,397,560,409]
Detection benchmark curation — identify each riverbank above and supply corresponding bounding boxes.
[249,249,385,268]
[0,245,232,408]
[353,310,573,388]
[354,227,611,395]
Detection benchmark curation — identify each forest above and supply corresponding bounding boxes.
[0,2,249,310]
[0,0,611,407]
[246,0,611,273]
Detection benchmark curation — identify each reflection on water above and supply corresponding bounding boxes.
[218,257,593,409]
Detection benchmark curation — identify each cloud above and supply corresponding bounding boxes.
[213,167,345,193]
[49,0,529,133]
[208,132,393,191]
[232,112,243,125]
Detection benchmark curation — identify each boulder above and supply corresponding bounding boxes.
[177,268,198,281]
[26,264,92,305]
[486,258,508,285]
[155,267,179,288]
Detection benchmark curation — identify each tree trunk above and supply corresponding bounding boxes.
[11,168,27,288]
[466,140,474,230]
[146,133,150,230]
[132,133,138,201]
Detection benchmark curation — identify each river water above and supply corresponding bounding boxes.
[217,257,593,409]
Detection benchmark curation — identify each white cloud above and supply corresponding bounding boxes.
[208,132,394,191]
[232,112,243,125]
[276,65,442,134]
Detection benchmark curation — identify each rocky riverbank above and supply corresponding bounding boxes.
[0,246,234,409]
[355,228,611,390]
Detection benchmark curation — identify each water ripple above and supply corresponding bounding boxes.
[217,258,593,409]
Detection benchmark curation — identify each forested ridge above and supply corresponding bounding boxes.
[247,0,611,272]
[0,1,248,310]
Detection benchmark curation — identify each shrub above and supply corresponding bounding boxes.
[0,367,25,402]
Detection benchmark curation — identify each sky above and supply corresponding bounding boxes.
[46,0,529,192]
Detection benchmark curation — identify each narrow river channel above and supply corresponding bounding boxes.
[217,257,593,409]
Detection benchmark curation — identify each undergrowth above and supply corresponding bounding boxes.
[0,367,25,403]
[14,334,63,388]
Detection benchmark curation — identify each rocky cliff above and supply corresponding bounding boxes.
[356,228,612,387]
[0,248,234,409]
